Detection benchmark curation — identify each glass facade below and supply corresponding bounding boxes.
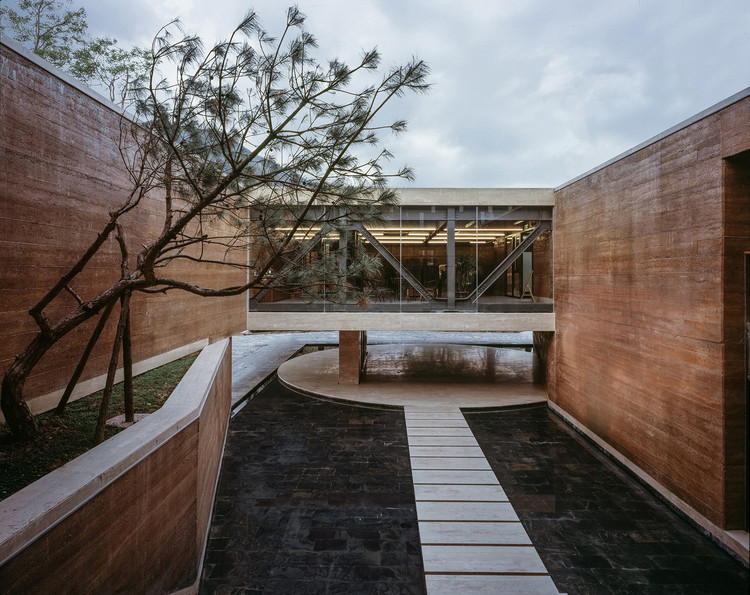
[249,204,553,313]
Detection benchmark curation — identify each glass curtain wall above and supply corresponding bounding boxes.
[249,205,551,313]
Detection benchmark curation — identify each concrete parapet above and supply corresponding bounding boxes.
[0,338,232,594]
[0,339,210,424]
[247,312,555,332]
[394,187,555,206]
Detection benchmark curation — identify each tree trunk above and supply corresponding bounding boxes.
[95,294,130,444]
[2,275,135,441]
[0,374,37,443]
[1,333,56,441]
[122,294,134,423]
[56,301,117,415]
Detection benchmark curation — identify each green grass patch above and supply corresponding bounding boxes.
[0,353,198,501]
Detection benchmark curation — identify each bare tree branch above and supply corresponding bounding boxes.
[1,7,429,441]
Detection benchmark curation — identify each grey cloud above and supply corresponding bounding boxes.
[5,0,748,187]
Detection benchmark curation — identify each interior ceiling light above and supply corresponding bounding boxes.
[455,231,505,235]
[365,227,436,232]
[362,239,427,244]
[294,232,508,240]
[431,232,508,238]
[283,225,522,233]
[361,238,499,245]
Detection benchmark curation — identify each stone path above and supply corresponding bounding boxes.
[405,406,561,594]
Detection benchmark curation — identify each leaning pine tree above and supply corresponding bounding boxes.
[1,7,429,441]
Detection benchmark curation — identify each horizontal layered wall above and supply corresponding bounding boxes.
[551,89,750,529]
[0,339,232,592]
[0,38,246,416]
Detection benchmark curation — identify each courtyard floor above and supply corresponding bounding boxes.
[199,332,749,594]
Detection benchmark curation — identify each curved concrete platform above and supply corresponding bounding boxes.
[277,343,547,409]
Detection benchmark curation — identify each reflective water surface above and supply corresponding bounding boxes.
[364,344,533,384]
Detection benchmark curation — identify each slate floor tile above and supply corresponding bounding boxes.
[200,378,748,594]
[199,379,424,594]
[466,406,749,595]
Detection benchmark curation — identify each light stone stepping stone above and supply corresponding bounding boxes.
[409,446,485,458]
[414,484,508,501]
[405,419,469,428]
[425,574,561,595]
[422,544,547,574]
[404,406,462,411]
[405,407,560,594]
[417,501,519,521]
[405,405,462,411]
[407,436,479,447]
[405,411,465,420]
[418,521,531,545]
[410,457,491,470]
[408,436,479,447]
[411,469,500,485]
[407,427,475,437]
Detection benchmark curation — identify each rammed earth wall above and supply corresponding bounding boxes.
[0,339,232,593]
[550,90,750,532]
[0,37,246,419]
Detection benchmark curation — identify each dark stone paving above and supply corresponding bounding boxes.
[466,405,750,595]
[199,379,425,594]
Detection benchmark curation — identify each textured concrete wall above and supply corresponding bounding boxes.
[551,92,750,529]
[532,229,554,299]
[247,311,555,331]
[338,330,366,384]
[0,39,246,416]
[372,187,556,206]
[722,149,750,529]
[0,339,231,593]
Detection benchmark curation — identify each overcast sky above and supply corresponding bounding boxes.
[5,0,750,187]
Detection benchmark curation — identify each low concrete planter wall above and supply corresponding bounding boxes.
[0,338,232,594]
